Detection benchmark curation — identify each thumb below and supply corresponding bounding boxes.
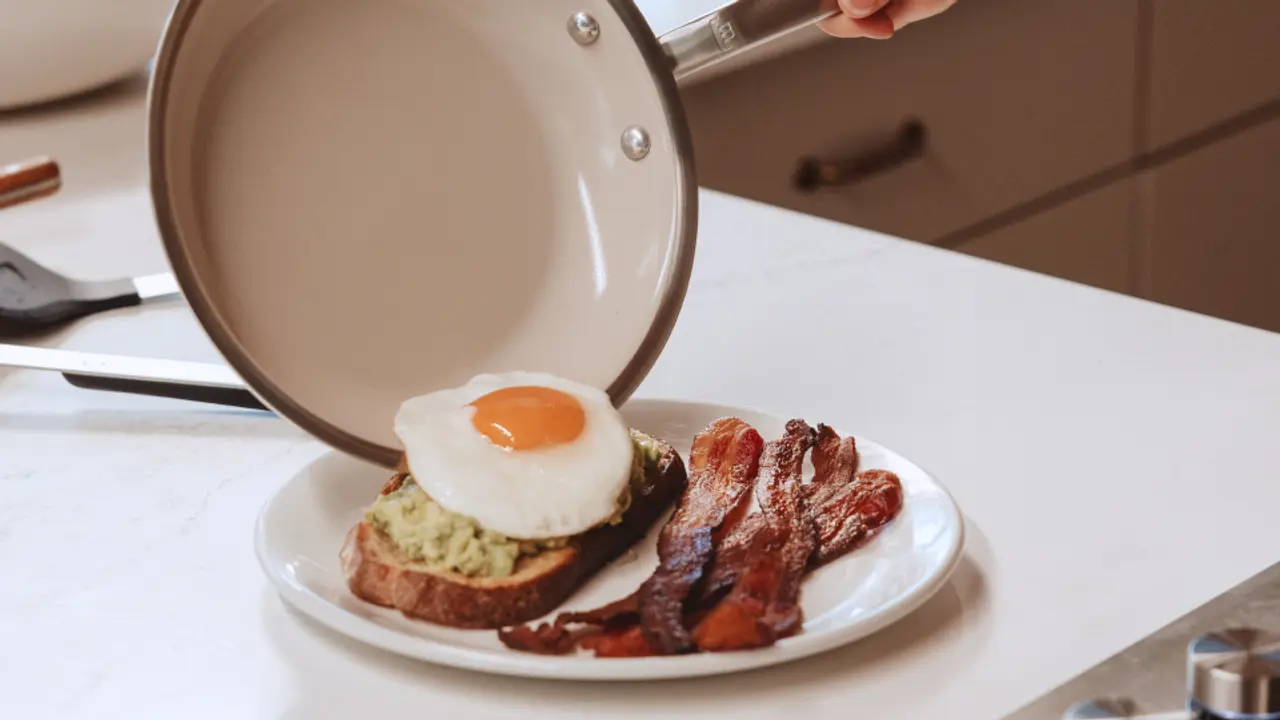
[838,0,892,18]
[819,11,895,39]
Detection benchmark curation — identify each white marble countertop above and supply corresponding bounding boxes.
[6,71,1280,720]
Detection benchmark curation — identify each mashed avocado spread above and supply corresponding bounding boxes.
[366,431,663,578]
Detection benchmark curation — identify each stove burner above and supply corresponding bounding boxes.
[1188,629,1280,720]
[1058,628,1280,719]
[1008,565,1280,720]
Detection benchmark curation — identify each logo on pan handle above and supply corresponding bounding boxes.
[709,17,740,51]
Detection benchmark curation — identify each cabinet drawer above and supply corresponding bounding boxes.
[1144,112,1280,333]
[680,0,1138,243]
[1148,0,1280,149]
[954,179,1135,295]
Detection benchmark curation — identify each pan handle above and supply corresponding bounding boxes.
[658,0,841,81]
[0,157,61,211]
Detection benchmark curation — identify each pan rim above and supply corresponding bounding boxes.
[146,0,698,468]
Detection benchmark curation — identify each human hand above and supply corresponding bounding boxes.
[819,0,957,39]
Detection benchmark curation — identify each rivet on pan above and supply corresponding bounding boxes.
[567,12,601,45]
[621,126,651,161]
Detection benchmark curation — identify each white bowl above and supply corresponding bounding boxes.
[0,0,175,110]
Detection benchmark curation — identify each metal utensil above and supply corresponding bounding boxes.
[0,343,265,410]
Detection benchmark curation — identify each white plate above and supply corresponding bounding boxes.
[255,399,965,680]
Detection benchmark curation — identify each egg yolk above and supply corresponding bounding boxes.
[469,386,585,451]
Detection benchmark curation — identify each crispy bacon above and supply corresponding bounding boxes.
[808,424,858,503]
[637,417,764,654]
[496,622,582,655]
[697,470,900,607]
[712,485,754,549]
[811,469,903,568]
[502,419,763,657]
[496,594,638,655]
[698,427,860,605]
[552,592,639,628]
[696,516,759,606]
[379,472,408,495]
[580,625,654,658]
[691,420,815,651]
[498,420,904,659]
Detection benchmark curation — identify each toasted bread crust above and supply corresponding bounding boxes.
[340,441,688,628]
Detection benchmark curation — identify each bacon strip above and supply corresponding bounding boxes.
[553,592,638,628]
[495,418,765,657]
[811,424,855,488]
[496,622,588,655]
[698,427,858,605]
[808,424,858,504]
[758,422,817,605]
[697,469,900,609]
[811,469,903,568]
[379,472,408,495]
[495,594,637,656]
[691,420,816,651]
[580,625,653,658]
[637,417,764,654]
[712,484,754,549]
[695,517,759,606]
[497,421,903,658]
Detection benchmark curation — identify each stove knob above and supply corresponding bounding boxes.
[1188,627,1280,718]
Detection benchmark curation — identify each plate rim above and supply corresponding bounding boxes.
[254,397,967,681]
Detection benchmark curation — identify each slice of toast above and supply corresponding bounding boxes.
[340,438,688,629]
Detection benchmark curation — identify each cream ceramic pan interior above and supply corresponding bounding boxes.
[150,0,696,466]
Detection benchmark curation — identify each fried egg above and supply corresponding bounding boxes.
[393,371,635,540]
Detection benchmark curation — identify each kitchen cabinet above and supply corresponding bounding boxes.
[680,0,1138,244]
[1143,112,1280,333]
[955,179,1135,296]
[1147,0,1280,149]
[682,0,1280,334]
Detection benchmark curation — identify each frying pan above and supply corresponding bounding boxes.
[148,0,840,467]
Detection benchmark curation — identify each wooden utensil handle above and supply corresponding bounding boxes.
[0,157,61,210]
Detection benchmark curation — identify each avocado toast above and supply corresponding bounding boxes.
[340,431,688,629]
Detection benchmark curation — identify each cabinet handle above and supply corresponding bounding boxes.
[793,119,926,192]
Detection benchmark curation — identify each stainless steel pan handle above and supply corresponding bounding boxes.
[659,0,841,80]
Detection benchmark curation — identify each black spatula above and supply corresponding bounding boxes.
[0,156,182,332]
[0,243,181,332]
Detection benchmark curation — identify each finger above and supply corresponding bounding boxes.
[837,0,892,19]
[886,0,958,30]
[819,11,895,39]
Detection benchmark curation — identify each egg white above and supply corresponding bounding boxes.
[393,372,635,540]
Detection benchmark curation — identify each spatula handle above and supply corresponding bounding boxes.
[63,372,269,411]
[0,157,60,210]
